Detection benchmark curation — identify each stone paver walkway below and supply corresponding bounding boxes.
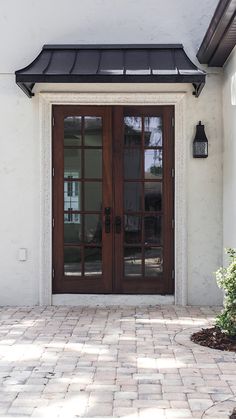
[0,305,235,418]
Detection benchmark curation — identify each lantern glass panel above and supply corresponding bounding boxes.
[193,141,208,157]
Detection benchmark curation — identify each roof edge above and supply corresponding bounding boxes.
[197,0,236,66]
[15,50,45,75]
[43,44,184,50]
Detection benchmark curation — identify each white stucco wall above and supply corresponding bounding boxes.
[186,74,223,305]
[222,47,236,255]
[0,76,40,305]
[0,0,223,305]
[0,0,218,73]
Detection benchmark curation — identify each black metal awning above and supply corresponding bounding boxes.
[15,44,206,98]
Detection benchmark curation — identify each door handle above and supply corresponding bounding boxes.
[115,216,122,234]
[104,207,111,233]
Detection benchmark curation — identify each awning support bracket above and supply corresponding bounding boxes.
[192,82,205,97]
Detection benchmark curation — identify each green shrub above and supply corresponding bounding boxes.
[215,248,236,337]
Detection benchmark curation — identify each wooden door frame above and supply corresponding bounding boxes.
[52,104,174,295]
[38,91,187,306]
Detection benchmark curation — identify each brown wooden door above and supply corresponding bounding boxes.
[52,105,174,294]
[52,105,113,293]
[113,106,174,294]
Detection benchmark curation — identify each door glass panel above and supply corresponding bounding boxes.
[84,214,102,244]
[144,117,162,147]
[64,149,81,178]
[124,182,142,211]
[145,150,162,179]
[145,247,163,276]
[84,149,102,178]
[145,182,162,211]
[124,149,142,179]
[84,182,102,211]
[64,116,82,146]
[64,247,82,276]
[64,214,82,243]
[84,247,102,276]
[124,117,142,146]
[64,181,81,211]
[144,216,162,244]
[84,117,102,146]
[124,215,142,243]
[124,247,142,276]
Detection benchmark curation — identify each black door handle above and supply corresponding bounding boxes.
[115,216,122,233]
[104,207,111,233]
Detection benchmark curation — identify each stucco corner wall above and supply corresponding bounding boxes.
[223,47,236,261]
[186,72,223,305]
[0,75,40,305]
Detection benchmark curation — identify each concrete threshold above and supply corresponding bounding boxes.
[52,294,175,306]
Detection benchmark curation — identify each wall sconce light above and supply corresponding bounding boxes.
[193,121,208,158]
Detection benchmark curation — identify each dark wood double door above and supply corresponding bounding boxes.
[52,105,174,294]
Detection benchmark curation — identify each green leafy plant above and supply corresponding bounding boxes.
[215,248,236,337]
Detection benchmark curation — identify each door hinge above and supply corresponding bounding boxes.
[52,167,55,177]
[171,168,175,178]
[52,116,55,127]
[52,218,55,228]
[52,268,55,278]
[172,219,175,229]
[171,117,175,127]
[171,269,175,280]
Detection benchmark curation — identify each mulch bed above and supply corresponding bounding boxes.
[191,327,236,352]
[230,408,236,419]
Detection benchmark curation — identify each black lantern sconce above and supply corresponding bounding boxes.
[193,121,208,158]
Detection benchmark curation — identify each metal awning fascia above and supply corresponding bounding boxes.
[15,44,206,98]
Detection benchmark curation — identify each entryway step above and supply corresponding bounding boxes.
[52,294,174,306]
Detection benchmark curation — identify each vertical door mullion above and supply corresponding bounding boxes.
[102,107,113,292]
[81,117,85,276]
[163,107,175,293]
[52,106,66,292]
[141,116,145,278]
[113,106,124,293]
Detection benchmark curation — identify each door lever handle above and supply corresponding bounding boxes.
[115,216,122,234]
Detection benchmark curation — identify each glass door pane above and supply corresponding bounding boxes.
[123,114,163,282]
[63,116,103,278]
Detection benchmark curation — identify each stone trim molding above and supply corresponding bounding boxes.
[39,91,187,306]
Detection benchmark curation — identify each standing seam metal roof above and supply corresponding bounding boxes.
[15,44,206,97]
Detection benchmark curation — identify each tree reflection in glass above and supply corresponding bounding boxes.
[144,117,162,147]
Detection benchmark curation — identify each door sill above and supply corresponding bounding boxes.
[52,294,174,306]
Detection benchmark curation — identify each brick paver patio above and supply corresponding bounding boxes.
[0,305,235,418]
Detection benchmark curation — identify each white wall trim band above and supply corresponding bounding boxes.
[39,91,187,306]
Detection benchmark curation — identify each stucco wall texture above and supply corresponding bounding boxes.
[0,0,224,305]
[223,47,236,255]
